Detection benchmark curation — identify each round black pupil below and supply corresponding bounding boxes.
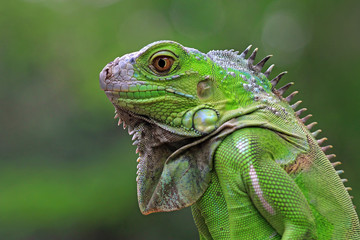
[158,58,166,68]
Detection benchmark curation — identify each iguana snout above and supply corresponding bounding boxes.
[99,51,147,103]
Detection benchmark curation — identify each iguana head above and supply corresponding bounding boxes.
[100,40,286,136]
[100,40,295,214]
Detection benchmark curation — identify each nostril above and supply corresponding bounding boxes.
[105,68,111,79]
[99,65,112,90]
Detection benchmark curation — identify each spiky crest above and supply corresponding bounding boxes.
[285,91,298,102]
[264,64,275,78]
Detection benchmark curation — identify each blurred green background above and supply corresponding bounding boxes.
[1,0,360,239]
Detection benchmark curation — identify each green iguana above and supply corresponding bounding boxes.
[99,40,360,239]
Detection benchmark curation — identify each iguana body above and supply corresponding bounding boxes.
[100,40,360,239]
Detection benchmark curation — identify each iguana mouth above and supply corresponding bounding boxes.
[104,87,194,101]
[104,87,167,101]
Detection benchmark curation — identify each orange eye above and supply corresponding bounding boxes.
[152,56,174,73]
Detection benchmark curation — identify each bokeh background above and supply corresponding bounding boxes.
[1,0,360,239]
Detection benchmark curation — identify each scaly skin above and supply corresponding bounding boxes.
[100,40,360,239]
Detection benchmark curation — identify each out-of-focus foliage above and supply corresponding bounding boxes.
[1,0,359,239]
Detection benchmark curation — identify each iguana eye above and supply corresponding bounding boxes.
[152,56,174,73]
